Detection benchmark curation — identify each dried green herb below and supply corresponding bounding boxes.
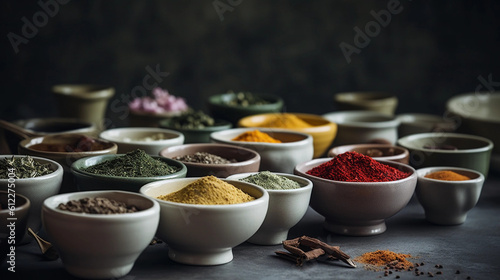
[224,91,270,107]
[239,171,301,190]
[82,149,180,177]
[167,110,216,129]
[0,156,54,179]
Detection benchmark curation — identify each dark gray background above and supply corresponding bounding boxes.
[1,0,499,128]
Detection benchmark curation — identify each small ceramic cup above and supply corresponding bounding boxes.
[0,191,31,249]
[415,166,485,225]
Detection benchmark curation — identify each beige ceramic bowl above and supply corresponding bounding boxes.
[140,178,269,265]
[0,191,30,248]
[328,144,409,164]
[323,111,400,146]
[159,143,260,178]
[237,113,337,158]
[333,91,398,116]
[42,190,160,279]
[227,172,312,245]
[0,155,63,237]
[396,113,456,138]
[397,132,494,176]
[210,128,314,173]
[416,166,485,225]
[294,158,417,236]
[99,127,185,155]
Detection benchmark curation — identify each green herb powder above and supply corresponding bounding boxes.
[83,149,179,177]
[239,171,301,190]
[0,156,54,179]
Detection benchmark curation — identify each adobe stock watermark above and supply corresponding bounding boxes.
[339,0,409,64]
[212,0,243,21]
[7,0,70,54]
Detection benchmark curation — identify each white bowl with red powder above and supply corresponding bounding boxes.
[294,152,417,236]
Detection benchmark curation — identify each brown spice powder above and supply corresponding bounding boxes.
[355,250,414,271]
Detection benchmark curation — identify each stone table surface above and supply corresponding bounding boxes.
[2,172,500,280]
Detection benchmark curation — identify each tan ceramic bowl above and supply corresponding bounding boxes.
[328,144,410,164]
[159,143,260,178]
[237,113,337,158]
[333,91,398,116]
[294,158,417,236]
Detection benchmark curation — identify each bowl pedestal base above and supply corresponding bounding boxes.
[323,219,387,236]
[168,247,234,266]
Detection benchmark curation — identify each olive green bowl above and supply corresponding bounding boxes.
[206,92,284,125]
[71,154,187,192]
[159,118,232,144]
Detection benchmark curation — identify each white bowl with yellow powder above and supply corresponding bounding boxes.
[210,127,314,173]
[227,172,313,245]
[139,176,269,265]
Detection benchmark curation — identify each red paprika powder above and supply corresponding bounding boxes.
[306,151,410,182]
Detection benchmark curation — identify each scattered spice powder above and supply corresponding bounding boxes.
[232,130,282,143]
[259,113,313,129]
[355,250,414,271]
[306,151,411,182]
[425,170,471,181]
[157,175,255,205]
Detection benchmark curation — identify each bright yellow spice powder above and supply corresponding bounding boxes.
[157,175,255,205]
[260,113,313,129]
[424,170,471,181]
[232,130,282,143]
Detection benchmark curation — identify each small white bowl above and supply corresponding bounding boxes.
[99,127,184,155]
[140,178,269,265]
[0,155,63,237]
[322,111,400,146]
[415,166,485,225]
[42,190,160,279]
[227,172,312,245]
[210,128,314,173]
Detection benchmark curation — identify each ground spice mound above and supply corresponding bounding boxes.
[259,113,313,129]
[306,151,411,182]
[232,130,282,143]
[157,175,256,205]
[355,250,414,271]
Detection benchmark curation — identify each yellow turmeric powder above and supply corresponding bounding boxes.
[232,130,282,143]
[425,170,471,181]
[157,175,255,205]
[260,113,313,129]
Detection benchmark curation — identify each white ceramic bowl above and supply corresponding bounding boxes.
[140,178,269,265]
[396,113,456,137]
[415,166,485,225]
[99,127,184,155]
[210,128,314,173]
[294,158,417,236]
[226,172,312,245]
[322,111,400,146]
[42,190,160,279]
[0,155,63,237]
[333,91,398,116]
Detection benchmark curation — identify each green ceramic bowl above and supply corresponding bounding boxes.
[71,154,187,192]
[159,119,232,144]
[206,92,284,125]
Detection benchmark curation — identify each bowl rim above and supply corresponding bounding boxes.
[99,127,185,145]
[140,177,269,208]
[159,143,261,167]
[226,171,313,193]
[294,157,417,185]
[328,144,409,161]
[52,84,115,99]
[322,111,400,128]
[0,155,64,181]
[18,133,118,155]
[210,127,314,147]
[42,190,159,219]
[397,132,494,153]
[0,190,31,211]
[158,118,233,132]
[415,166,485,183]
[70,154,187,180]
[334,91,398,104]
[12,117,96,134]
[446,92,500,124]
[208,92,284,109]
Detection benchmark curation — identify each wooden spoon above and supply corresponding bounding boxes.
[27,227,59,261]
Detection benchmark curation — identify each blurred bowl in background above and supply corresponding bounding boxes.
[333,91,398,116]
[237,113,337,158]
[159,143,260,178]
[210,128,314,173]
[207,92,284,126]
[159,118,232,144]
[396,113,456,138]
[322,111,400,146]
[71,154,187,192]
[415,166,485,225]
[99,127,185,155]
[328,144,409,164]
[398,132,494,176]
